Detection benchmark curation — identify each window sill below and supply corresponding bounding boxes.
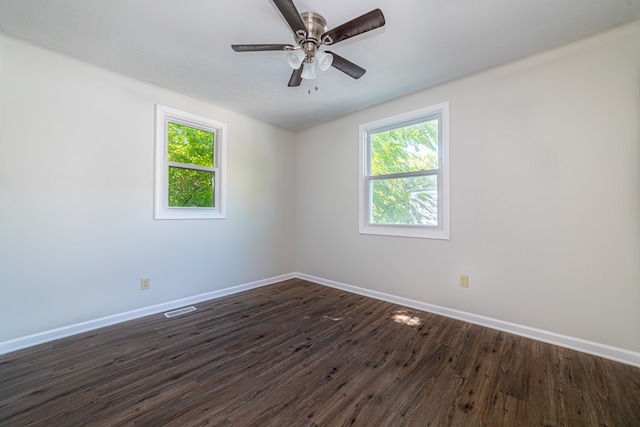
[359,224,449,240]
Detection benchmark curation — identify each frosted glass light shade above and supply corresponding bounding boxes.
[315,51,333,71]
[301,62,317,80]
[287,49,305,69]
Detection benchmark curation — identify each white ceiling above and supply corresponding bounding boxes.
[0,0,638,131]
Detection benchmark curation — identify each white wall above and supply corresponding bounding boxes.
[0,36,296,341]
[295,22,640,352]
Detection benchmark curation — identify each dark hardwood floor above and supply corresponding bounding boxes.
[1,278,639,426]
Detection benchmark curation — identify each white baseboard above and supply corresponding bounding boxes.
[3,271,639,368]
[295,273,640,368]
[0,273,295,356]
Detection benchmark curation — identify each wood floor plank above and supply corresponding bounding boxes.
[1,278,639,426]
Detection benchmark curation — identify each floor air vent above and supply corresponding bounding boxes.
[164,306,197,318]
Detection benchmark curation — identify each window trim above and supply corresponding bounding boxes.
[359,102,450,239]
[154,105,227,220]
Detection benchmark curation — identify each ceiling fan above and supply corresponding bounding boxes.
[231,0,386,87]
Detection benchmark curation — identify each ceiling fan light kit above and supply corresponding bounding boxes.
[231,0,385,87]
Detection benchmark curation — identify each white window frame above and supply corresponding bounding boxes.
[154,105,227,220]
[359,102,449,239]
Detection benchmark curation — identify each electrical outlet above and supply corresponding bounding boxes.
[459,274,469,288]
[141,278,150,290]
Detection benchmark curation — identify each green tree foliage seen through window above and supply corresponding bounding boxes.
[167,122,215,208]
[370,119,439,226]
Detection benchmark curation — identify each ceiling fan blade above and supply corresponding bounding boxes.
[326,52,366,79]
[231,44,295,52]
[273,0,307,37]
[321,9,385,45]
[288,66,303,87]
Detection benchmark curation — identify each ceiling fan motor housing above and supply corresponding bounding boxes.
[295,12,329,58]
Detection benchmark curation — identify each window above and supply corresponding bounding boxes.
[359,102,449,239]
[154,105,227,219]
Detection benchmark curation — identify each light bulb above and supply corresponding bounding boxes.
[287,49,305,69]
[315,51,333,72]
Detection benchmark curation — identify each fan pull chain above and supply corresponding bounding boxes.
[306,73,320,94]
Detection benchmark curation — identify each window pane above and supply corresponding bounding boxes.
[167,122,214,167]
[168,167,214,208]
[371,175,437,226]
[370,119,438,176]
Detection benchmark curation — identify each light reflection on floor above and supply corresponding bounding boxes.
[392,310,423,326]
